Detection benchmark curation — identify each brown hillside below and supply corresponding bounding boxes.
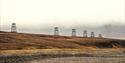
[0,31,125,50]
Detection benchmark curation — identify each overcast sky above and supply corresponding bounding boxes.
[1,0,125,27]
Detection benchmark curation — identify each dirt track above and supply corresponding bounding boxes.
[29,56,125,63]
[0,54,125,63]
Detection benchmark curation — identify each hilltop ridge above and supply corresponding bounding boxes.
[0,31,125,50]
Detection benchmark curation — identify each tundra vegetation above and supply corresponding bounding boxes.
[0,31,125,63]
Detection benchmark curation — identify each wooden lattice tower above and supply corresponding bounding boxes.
[91,32,94,38]
[11,23,17,33]
[83,30,88,38]
[72,29,76,37]
[54,27,59,36]
[98,34,102,38]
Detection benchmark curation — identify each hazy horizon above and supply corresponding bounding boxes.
[0,0,125,39]
[1,23,125,39]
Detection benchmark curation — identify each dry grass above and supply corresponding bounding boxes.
[0,48,125,56]
[0,49,125,63]
[0,32,125,63]
[0,31,125,50]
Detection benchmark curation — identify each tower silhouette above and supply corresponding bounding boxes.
[98,34,102,38]
[54,27,59,36]
[83,30,87,38]
[72,29,76,37]
[91,32,94,38]
[11,23,17,33]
